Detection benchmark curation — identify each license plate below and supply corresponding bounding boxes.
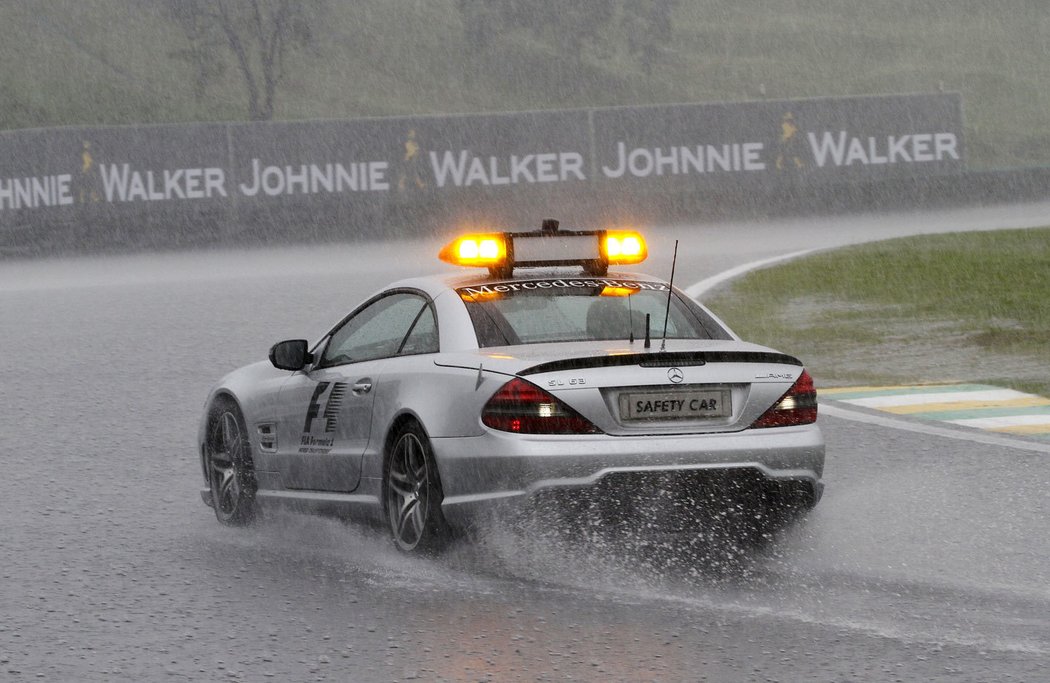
[619,389,731,421]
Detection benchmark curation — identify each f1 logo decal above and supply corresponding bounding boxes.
[303,381,348,433]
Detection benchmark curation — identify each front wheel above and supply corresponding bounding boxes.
[384,422,450,553]
[204,398,257,526]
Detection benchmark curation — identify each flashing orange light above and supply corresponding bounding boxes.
[440,222,648,276]
[601,230,647,265]
[439,233,508,268]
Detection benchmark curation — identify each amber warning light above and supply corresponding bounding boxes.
[438,233,508,268]
[601,230,647,265]
[439,219,647,277]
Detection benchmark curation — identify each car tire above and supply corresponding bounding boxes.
[384,421,450,553]
[204,397,257,526]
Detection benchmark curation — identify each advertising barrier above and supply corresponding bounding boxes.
[0,93,965,254]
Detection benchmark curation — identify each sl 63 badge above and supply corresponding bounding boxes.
[548,377,586,387]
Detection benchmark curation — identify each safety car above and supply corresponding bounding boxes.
[197,220,825,552]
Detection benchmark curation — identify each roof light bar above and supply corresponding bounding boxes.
[439,219,648,277]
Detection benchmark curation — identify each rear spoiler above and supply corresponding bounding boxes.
[518,351,802,376]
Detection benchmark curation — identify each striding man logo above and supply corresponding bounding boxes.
[775,112,806,171]
[397,128,428,192]
[78,141,101,203]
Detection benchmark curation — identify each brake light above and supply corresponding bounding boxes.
[751,370,818,428]
[482,378,601,434]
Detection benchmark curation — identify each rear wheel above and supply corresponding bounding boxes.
[204,398,257,526]
[384,422,450,553]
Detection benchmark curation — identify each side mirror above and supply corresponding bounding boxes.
[269,339,313,371]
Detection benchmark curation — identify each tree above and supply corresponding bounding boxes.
[167,0,322,120]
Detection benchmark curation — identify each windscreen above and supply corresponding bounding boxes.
[457,277,731,347]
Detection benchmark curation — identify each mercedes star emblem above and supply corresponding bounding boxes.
[667,367,684,383]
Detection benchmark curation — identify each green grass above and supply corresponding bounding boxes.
[1,0,1050,168]
[704,227,1050,397]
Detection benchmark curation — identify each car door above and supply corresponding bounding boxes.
[274,290,436,492]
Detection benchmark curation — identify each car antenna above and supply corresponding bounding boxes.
[660,239,679,352]
[644,313,651,349]
[628,293,635,343]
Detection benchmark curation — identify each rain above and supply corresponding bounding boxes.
[2,2,1050,681]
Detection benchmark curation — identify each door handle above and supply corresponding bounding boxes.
[352,380,373,395]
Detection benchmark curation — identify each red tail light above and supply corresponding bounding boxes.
[482,377,601,434]
[751,370,818,428]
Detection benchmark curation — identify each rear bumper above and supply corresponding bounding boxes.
[430,423,824,528]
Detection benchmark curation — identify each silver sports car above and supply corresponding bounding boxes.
[198,221,825,552]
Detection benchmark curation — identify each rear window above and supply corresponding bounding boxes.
[457,277,731,347]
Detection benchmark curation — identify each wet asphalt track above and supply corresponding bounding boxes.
[2,203,1050,681]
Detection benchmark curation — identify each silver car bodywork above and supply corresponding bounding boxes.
[198,270,825,531]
